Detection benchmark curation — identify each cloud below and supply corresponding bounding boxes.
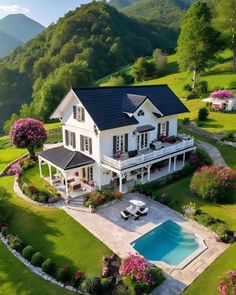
[0,5,30,14]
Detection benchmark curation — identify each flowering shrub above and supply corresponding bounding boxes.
[210,89,234,100]
[120,253,163,293]
[6,160,22,176]
[218,270,236,295]
[9,118,47,158]
[190,166,236,201]
[85,189,122,208]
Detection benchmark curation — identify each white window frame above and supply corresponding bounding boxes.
[161,122,166,136]
[137,110,145,117]
[84,136,90,153]
[116,134,125,152]
[65,130,76,148]
[137,132,148,150]
[77,106,85,122]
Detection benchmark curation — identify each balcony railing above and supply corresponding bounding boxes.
[103,138,195,170]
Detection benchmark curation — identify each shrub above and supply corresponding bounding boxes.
[38,194,49,203]
[196,80,208,94]
[42,258,55,274]
[229,81,236,89]
[31,252,44,267]
[80,276,101,294]
[198,107,209,121]
[112,283,129,295]
[183,83,192,92]
[57,266,70,282]
[7,235,24,252]
[218,270,236,294]
[182,117,190,125]
[100,278,111,291]
[22,245,35,261]
[187,92,197,100]
[190,166,236,201]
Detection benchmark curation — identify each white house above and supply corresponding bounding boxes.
[38,85,195,201]
[203,96,236,111]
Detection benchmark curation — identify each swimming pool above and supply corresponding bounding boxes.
[131,220,207,268]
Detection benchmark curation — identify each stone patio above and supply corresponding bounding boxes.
[63,193,229,294]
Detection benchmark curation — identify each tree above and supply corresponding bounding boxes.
[9,118,47,159]
[132,57,155,82]
[215,0,236,72]
[177,2,220,91]
[108,75,126,86]
[198,107,209,121]
[153,49,168,71]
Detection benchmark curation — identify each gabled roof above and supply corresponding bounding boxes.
[40,146,94,170]
[53,85,189,131]
[123,93,147,113]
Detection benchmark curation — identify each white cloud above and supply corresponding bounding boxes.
[0,5,30,14]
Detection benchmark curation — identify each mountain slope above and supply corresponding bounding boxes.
[0,2,173,133]
[109,0,194,9]
[0,30,23,57]
[0,14,45,43]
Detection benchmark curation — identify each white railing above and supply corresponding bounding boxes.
[103,138,194,170]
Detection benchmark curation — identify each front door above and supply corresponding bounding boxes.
[137,132,148,150]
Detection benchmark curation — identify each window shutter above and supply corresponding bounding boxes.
[82,168,86,179]
[89,138,92,154]
[73,106,77,119]
[65,130,69,146]
[80,135,84,151]
[72,133,76,149]
[82,108,85,121]
[113,136,117,154]
[166,121,170,137]
[125,134,128,152]
[157,123,161,139]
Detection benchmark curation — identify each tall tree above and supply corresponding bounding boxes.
[215,0,236,72]
[177,2,220,90]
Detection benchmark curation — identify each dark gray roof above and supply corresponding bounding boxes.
[123,93,147,113]
[72,85,189,131]
[136,124,155,133]
[40,146,94,170]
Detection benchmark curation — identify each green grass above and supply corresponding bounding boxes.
[1,176,111,276]
[0,147,26,172]
[0,241,71,295]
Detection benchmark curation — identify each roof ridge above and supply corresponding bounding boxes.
[72,84,168,91]
[64,150,77,169]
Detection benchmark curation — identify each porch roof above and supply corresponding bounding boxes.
[136,124,155,133]
[39,146,94,170]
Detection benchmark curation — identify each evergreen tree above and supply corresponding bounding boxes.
[215,0,236,72]
[177,2,220,90]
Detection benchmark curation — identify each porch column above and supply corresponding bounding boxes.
[183,153,186,168]
[119,175,123,193]
[173,156,177,171]
[39,158,43,178]
[141,167,144,183]
[64,174,69,204]
[147,165,151,182]
[48,164,52,185]
[168,157,172,172]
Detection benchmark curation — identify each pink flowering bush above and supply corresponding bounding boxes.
[210,89,234,100]
[9,118,47,159]
[190,166,236,201]
[218,270,236,295]
[120,253,163,293]
[6,160,22,176]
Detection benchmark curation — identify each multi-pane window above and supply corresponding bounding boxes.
[137,132,148,150]
[116,134,125,152]
[80,135,92,154]
[161,122,166,136]
[137,110,145,116]
[65,130,76,148]
[82,167,93,181]
[73,106,85,122]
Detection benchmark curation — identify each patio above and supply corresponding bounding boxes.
[63,193,228,294]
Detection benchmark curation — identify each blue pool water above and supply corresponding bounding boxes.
[131,220,200,266]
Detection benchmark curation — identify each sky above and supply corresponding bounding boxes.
[0,0,95,26]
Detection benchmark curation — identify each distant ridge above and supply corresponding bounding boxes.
[0,30,23,57]
[0,14,45,43]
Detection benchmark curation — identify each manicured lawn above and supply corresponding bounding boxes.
[0,146,26,172]
[1,176,111,277]
[0,242,71,295]
[184,244,236,295]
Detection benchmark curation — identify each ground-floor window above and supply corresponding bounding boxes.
[82,166,93,181]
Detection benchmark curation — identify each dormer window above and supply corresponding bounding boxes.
[73,106,85,122]
[138,110,145,116]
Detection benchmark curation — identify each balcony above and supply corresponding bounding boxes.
[103,136,195,170]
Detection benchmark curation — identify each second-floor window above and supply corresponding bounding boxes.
[113,134,128,154]
[65,130,76,149]
[80,135,92,154]
[137,132,148,150]
[161,122,166,136]
[73,106,85,122]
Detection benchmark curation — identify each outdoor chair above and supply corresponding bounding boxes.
[126,205,140,220]
[120,210,130,220]
[138,207,149,216]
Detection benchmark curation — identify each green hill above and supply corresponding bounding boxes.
[0,30,23,58]
[0,14,45,43]
[0,1,173,134]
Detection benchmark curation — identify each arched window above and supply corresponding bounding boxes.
[138,110,145,116]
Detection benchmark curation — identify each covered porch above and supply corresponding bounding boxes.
[38,146,95,203]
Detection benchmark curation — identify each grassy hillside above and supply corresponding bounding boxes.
[100,50,236,133]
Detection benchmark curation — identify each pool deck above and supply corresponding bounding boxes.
[63,193,229,294]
